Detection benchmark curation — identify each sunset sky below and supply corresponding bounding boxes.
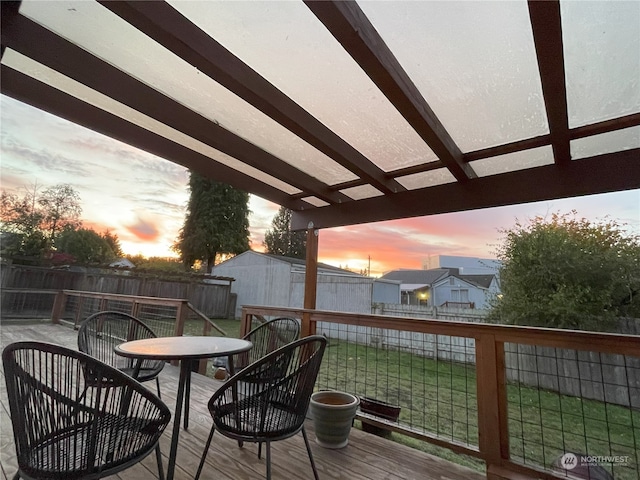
[2,95,639,277]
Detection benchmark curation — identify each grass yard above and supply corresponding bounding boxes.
[316,338,639,480]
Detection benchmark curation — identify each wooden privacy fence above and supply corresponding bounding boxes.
[241,305,640,480]
[0,263,234,318]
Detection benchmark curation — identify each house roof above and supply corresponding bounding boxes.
[262,253,358,275]
[458,274,496,289]
[1,1,638,231]
[216,250,358,276]
[381,269,451,286]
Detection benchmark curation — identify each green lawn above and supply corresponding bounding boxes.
[316,338,639,479]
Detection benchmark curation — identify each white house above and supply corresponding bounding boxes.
[380,268,499,309]
[211,251,400,318]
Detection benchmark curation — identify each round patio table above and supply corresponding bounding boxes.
[115,336,252,480]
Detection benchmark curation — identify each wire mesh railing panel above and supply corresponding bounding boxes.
[135,304,179,338]
[315,321,478,448]
[0,290,57,319]
[505,343,640,480]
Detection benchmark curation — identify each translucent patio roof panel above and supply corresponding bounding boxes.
[359,0,549,153]
[19,0,357,186]
[1,0,637,230]
[2,48,302,196]
[571,126,640,161]
[471,146,554,178]
[561,0,640,128]
[396,168,456,191]
[170,0,438,172]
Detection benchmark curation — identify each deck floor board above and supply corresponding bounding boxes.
[0,322,485,480]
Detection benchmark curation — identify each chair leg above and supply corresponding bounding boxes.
[302,426,320,480]
[12,472,20,480]
[195,426,216,480]
[258,441,262,459]
[155,444,165,480]
[266,442,272,480]
[156,377,162,399]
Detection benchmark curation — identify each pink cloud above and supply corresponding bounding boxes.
[127,219,160,242]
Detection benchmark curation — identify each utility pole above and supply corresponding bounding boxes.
[368,255,371,276]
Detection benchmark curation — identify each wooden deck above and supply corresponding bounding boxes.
[0,322,486,480]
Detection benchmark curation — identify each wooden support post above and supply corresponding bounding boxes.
[240,307,253,337]
[51,290,66,324]
[302,224,319,338]
[174,301,188,336]
[476,334,509,474]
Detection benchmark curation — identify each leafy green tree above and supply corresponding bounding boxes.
[102,230,124,258]
[174,172,250,270]
[263,206,306,259]
[488,212,640,331]
[56,228,116,264]
[1,184,55,260]
[38,184,82,241]
[0,187,43,237]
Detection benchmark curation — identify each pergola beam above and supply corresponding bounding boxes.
[305,0,476,183]
[292,148,640,230]
[99,0,405,195]
[0,65,311,212]
[1,13,349,205]
[528,0,571,165]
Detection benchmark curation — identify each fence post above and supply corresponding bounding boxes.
[174,301,188,337]
[51,290,66,324]
[476,334,509,476]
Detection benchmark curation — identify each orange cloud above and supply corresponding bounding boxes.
[126,219,160,242]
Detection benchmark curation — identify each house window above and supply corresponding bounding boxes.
[451,289,469,302]
[449,278,455,285]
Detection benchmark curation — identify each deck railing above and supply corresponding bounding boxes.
[42,289,225,374]
[241,305,640,480]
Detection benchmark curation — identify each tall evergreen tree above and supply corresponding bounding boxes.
[174,172,250,270]
[263,206,306,259]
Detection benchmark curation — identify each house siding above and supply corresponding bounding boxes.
[212,251,400,318]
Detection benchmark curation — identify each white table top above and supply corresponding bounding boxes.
[114,336,252,361]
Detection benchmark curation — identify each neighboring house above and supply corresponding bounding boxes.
[380,269,450,306]
[431,272,500,309]
[212,251,400,318]
[381,267,499,309]
[109,258,135,268]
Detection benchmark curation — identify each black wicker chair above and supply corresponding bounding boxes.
[195,335,327,480]
[226,317,300,374]
[2,341,171,480]
[78,311,164,397]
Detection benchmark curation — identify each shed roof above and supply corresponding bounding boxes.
[1,1,638,231]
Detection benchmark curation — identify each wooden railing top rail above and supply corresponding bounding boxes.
[242,305,640,356]
[187,302,226,336]
[61,289,190,306]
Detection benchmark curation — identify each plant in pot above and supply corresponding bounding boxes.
[359,397,401,437]
[309,390,360,449]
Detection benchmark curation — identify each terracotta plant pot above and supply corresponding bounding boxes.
[309,391,360,449]
[359,397,401,436]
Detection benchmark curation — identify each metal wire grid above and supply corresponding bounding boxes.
[505,344,640,480]
[314,322,479,447]
[0,290,57,318]
[134,304,181,337]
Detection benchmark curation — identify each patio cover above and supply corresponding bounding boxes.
[1,0,638,232]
